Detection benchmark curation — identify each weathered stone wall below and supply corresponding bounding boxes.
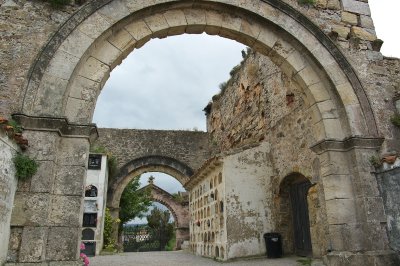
[0,131,18,265]
[0,0,80,117]
[207,51,319,176]
[95,128,210,172]
[376,167,400,255]
[5,115,97,265]
[350,55,400,153]
[224,143,274,259]
[206,52,329,256]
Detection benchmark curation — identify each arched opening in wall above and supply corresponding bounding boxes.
[277,173,313,257]
[123,200,176,252]
[120,171,188,252]
[85,185,98,197]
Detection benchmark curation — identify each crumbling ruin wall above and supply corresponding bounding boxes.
[206,52,329,256]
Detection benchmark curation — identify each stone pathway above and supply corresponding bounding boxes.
[91,251,322,266]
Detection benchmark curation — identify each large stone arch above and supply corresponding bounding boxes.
[108,155,192,209]
[21,0,378,141]
[7,0,397,265]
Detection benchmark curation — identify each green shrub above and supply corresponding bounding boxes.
[13,154,39,181]
[165,235,176,251]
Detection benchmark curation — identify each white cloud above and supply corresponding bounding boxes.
[93,33,246,131]
[369,0,400,58]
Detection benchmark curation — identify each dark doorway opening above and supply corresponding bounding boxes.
[278,173,313,257]
[289,179,312,257]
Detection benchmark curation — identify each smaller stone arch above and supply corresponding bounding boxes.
[108,155,193,208]
[139,182,190,250]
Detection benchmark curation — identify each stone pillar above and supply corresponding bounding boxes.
[311,137,400,265]
[6,114,97,265]
[175,227,189,250]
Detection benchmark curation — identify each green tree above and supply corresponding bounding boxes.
[147,207,174,250]
[119,176,151,234]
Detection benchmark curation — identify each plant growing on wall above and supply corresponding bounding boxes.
[103,208,119,252]
[47,0,70,7]
[90,145,118,181]
[369,155,382,168]
[7,120,22,133]
[298,0,316,5]
[13,153,39,181]
[391,114,400,127]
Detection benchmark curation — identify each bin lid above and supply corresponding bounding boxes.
[264,232,281,238]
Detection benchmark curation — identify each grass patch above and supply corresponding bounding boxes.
[165,235,176,251]
[297,258,312,266]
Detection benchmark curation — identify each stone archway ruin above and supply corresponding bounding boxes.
[1,0,399,265]
[139,182,190,250]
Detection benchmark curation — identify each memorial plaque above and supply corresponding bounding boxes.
[84,200,97,212]
[88,154,102,170]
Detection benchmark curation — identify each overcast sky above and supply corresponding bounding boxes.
[93,34,246,131]
[93,2,399,222]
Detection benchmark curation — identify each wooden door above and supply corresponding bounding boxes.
[290,180,312,257]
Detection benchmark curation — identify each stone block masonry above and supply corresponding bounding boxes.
[95,128,210,173]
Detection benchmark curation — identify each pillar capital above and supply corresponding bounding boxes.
[310,136,384,155]
[12,113,98,143]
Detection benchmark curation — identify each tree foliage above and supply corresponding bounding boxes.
[147,207,174,250]
[119,176,151,227]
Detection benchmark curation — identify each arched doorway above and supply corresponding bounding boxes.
[279,173,312,257]
[107,161,192,249]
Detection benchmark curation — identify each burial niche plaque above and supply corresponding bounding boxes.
[88,154,102,170]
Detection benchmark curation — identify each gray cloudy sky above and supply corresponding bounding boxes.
[93,33,246,131]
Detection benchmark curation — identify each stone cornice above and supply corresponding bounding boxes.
[12,113,98,142]
[184,157,222,190]
[310,136,384,154]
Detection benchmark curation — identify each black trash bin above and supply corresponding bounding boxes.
[264,233,282,258]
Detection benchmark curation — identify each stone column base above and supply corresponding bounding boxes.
[323,250,400,266]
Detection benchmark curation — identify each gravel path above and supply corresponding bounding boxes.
[91,251,319,266]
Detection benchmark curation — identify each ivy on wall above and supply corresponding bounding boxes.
[298,0,316,5]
